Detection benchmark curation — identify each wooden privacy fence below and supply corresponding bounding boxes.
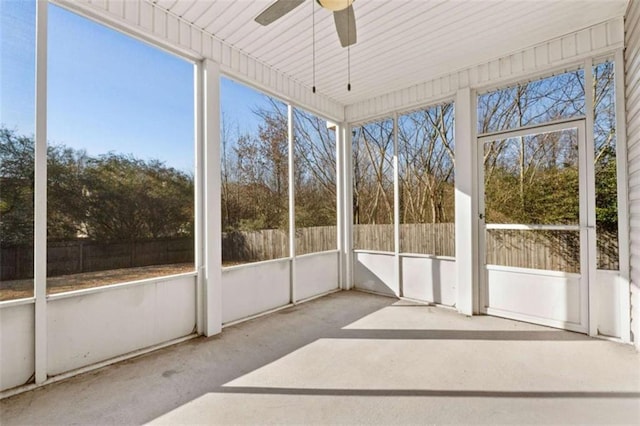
[1,224,619,280]
[222,226,338,261]
[400,223,455,256]
[222,229,289,262]
[485,228,619,272]
[353,224,395,252]
[352,223,454,256]
[486,229,580,273]
[1,238,194,281]
[224,223,455,261]
[352,223,618,271]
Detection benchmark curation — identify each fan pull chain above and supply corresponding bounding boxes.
[347,45,351,91]
[312,0,316,94]
[347,0,351,91]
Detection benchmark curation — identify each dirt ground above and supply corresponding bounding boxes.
[0,263,196,301]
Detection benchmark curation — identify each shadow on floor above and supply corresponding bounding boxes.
[215,386,640,399]
[326,329,593,341]
[1,291,635,426]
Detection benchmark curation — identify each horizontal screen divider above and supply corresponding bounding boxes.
[485,224,580,231]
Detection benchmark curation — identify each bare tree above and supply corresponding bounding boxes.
[352,119,394,225]
[398,103,454,224]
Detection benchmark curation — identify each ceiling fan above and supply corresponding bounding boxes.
[255,0,357,47]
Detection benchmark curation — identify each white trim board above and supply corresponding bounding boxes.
[346,19,624,123]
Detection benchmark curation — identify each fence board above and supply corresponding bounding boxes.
[0,224,619,280]
[1,237,195,280]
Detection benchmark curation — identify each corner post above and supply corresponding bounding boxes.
[334,121,344,289]
[342,123,354,289]
[34,0,49,385]
[454,87,479,315]
[288,104,297,303]
[614,50,631,343]
[393,113,402,297]
[194,62,204,334]
[202,59,222,336]
[585,59,598,337]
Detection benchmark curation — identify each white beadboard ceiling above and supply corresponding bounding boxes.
[150,0,628,106]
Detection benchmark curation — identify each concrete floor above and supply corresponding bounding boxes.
[1,290,639,425]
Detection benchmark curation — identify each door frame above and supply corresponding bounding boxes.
[476,118,595,334]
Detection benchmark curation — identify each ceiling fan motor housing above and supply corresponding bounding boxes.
[317,0,354,12]
[256,0,357,48]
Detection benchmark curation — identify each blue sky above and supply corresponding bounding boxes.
[1,0,36,135]
[2,1,272,173]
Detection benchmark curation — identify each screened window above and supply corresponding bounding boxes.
[593,61,619,270]
[478,70,585,134]
[220,77,289,264]
[478,70,589,273]
[46,5,195,294]
[398,103,455,256]
[478,63,620,272]
[293,108,337,255]
[1,0,36,300]
[483,129,580,226]
[352,118,394,252]
[483,128,581,273]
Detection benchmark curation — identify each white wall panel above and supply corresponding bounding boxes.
[486,268,582,331]
[346,19,625,123]
[0,303,35,391]
[295,251,339,302]
[47,275,196,375]
[401,256,456,307]
[222,260,290,324]
[595,270,623,338]
[626,0,640,349]
[353,252,397,297]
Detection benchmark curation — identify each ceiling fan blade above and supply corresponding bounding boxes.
[255,0,306,26]
[333,4,357,47]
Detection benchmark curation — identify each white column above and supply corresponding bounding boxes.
[614,50,631,343]
[342,123,354,290]
[454,87,478,315]
[393,113,402,297]
[335,122,344,289]
[34,0,48,385]
[585,59,598,337]
[194,62,204,334]
[202,59,222,336]
[288,105,297,303]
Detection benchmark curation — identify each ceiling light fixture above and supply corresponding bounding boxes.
[317,0,353,12]
[256,0,357,48]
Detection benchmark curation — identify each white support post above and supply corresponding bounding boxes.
[34,0,48,385]
[335,122,345,289]
[202,59,222,336]
[393,113,402,297]
[288,104,297,303]
[614,50,631,343]
[454,87,478,315]
[585,59,598,337]
[194,62,204,335]
[342,123,354,290]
